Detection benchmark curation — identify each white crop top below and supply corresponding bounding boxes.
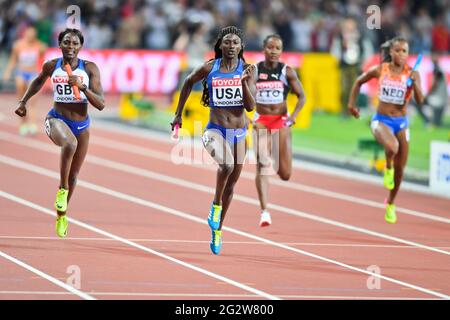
[50,58,89,104]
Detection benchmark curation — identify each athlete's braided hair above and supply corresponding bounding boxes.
[201,26,247,107]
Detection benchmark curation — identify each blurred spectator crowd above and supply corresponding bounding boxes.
[0,0,449,54]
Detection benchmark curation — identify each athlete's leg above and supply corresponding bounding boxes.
[203,129,235,205]
[45,117,78,191]
[274,126,292,181]
[219,138,246,230]
[45,116,78,237]
[254,122,271,211]
[387,129,409,204]
[371,121,398,169]
[67,129,90,203]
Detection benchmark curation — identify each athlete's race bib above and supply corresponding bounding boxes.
[52,75,87,103]
[211,77,243,107]
[256,81,284,104]
[379,76,408,105]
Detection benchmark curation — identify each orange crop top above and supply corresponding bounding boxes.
[378,62,412,105]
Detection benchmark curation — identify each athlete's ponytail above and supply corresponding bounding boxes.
[380,40,392,62]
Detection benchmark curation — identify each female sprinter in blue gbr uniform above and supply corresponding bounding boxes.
[171,26,256,255]
[14,28,105,237]
[253,34,306,227]
[348,36,424,224]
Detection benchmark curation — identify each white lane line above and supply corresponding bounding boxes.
[0,134,448,257]
[0,290,438,300]
[91,133,450,224]
[0,250,95,300]
[0,115,443,198]
[0,190,280,301]
[0,171,448,299]
[248,173,450,224]
[92,119,449,199]
[1,128,447,224]
[1,236,448,249]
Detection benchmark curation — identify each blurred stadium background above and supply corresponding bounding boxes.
[0,0,449,190]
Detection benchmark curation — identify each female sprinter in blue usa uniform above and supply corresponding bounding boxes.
[14,29,105,237]
[348,36,424,224]
[171,26,256,255]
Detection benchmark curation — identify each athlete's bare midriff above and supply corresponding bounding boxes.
[53,102,88,121]
[209,107,246,128]
[377,101,407,117]
[256,102,288,116]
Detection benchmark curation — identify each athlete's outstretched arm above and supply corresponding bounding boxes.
[14,60,55,117]
[286,66,306,125]
[171,61,213,129]
[347,65,380,119]
[242,64,256,112]
[73,61,105,111]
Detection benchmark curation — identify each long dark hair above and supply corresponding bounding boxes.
[201,26,247,107]
[380,36,408,63]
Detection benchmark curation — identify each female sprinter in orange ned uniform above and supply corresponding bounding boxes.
[3,25,46,136]
[171,26,256,255]
[14,28,105,237]
[253,34,306,227]
[348,36,424,223]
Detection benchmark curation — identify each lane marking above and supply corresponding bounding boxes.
[92,119,449,199]
[1,136,449,257]
[80,135,450,224]
[0,190,280,300]
[0,113,445,199]
[0,236,449,249]
[0,290,439,300]
[1,188,448,299]
[0,250,95,300]
[1,129,448,224]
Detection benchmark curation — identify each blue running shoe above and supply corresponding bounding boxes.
[210,230,222,255]
[208,203,222,231]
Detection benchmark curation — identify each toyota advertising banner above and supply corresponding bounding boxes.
[44,48,449,99]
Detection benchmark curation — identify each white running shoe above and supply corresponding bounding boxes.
[259,210,272,227]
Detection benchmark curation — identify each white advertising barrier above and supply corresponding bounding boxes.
[430,141,450,195]
[44,49,184,94]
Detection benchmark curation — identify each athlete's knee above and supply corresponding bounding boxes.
[219,163,234,176]
[385,142,399,157]
[256,160,271,171]
[62,139,78,154]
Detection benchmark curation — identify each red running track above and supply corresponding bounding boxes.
[0,101,449,300]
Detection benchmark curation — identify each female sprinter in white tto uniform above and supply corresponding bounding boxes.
[253,34,306,227]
